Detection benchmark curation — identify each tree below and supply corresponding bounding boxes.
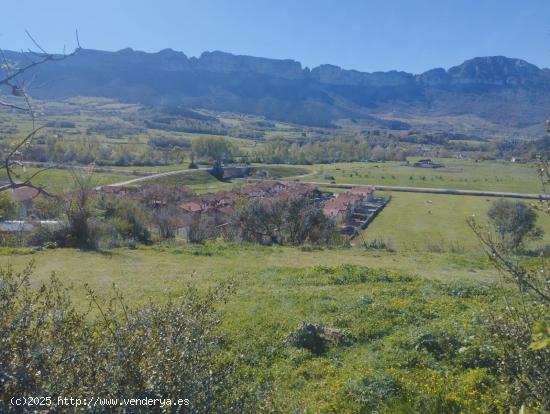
[95,195,151,244]
[0,31,80,197]
[192,136,237,165]
[468,170,550,411]
[229,195,341,246]
[0,192,17,220]
[60,169,97,249]
[487,199,541,251]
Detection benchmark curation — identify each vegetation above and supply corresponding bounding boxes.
[0,262,268,413]
[0,255,525,413]
[469,215,550,412]
[1,53,549,413]
[227,196,342,246]
[192,136,239,164]
[487,199,542,251]
[253,138,408,164]
[0,192,17,220]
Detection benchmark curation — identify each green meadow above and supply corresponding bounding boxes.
[362,192,550,252]
[0,242,511,412]
[12,167,137,192]
[307,158,542,193]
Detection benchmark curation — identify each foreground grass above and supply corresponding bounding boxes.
[0,243,495,305]
[224,264,504,412]
[0,243,511,413]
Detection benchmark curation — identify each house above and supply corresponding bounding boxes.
[12,186,40,219]
[222,166,251,180]
[349,186,375,201]
[413,159,443,168]
[322,186,375,225]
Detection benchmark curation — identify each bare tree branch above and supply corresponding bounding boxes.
[0,182,58,198]
[0,31,81,197]
[0,99,27,111]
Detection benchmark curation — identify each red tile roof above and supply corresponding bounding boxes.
[177,201,204,212]
[12,186,40,202]
[322,187,374,217]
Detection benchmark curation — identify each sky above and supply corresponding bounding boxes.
[1,0,549,74]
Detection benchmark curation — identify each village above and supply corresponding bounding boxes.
[0,176,389,243]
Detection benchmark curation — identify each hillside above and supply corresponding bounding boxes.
[2,48,550,131]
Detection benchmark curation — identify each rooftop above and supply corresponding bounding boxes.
[12,186,41,202]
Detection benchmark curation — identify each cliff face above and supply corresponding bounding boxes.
[3,48,550,128]
[196,51,304,80]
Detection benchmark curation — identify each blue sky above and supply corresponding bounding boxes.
[1,0,549,73]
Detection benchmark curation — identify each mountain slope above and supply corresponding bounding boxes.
[2,48,549,129]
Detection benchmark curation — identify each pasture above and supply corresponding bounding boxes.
[307,158,542,193]
[361,192,550,252]
[8,167,137,192]
[0,243,508,412]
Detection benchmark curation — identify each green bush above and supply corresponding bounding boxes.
[414,331,463,359]
[0,262,268,413]
[0,192,17,220]
[344,371,402,413]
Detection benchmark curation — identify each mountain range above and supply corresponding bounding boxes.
[3,48,550,131]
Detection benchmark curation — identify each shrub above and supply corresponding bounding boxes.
[414,331,462,359]
[0,192,17,220]
[32,195,63,219]
[344,371,402,413]
[97,196,151,244]
[457,344,500,371]
[362,237,394,252]
[487,199,542,251]
[288,322,350,355]
[0,263,268,412]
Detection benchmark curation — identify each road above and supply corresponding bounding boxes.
[285,180,550,200]
[96,167,211,189]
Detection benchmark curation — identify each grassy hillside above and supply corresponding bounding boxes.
[0,244,510,412]
[0,243,496,302]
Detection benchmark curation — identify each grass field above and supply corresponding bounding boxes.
[140,165,311,194]
[0,243,496,303]
[250,165,311,178]
[9,167,137,192]
[306,158,543,193]
[142,170,237,193]
[361,192,550,252]
[0,243,509,412]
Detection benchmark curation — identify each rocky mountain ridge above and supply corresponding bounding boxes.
[2,47,549,129]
